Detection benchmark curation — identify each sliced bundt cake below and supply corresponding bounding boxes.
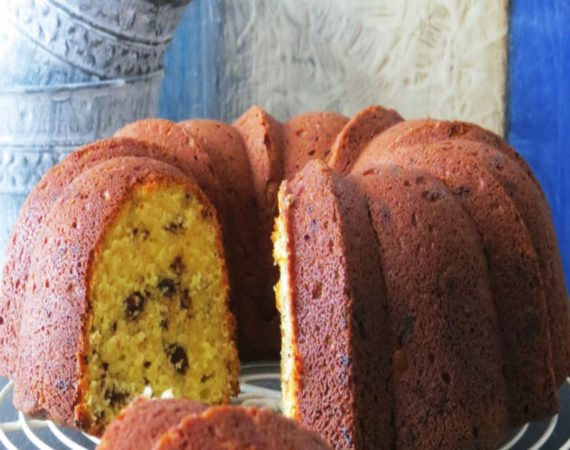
[12,157,239,436]
[274,160,392,448]
[1,105,568,447]
[97,398,207,450]
[99,399,331,449]
[154,405,331,450]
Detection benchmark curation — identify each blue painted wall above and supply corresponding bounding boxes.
[160,0,222,121]
[508,0,570,284]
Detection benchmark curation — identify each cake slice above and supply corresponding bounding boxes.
[13,157,239,436]
[274,160,392,448]
[0,137,199,379]
[155,405,331,450]
[97,398,207,450]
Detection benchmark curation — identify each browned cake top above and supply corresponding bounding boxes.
[98,398,207,450]
[326,105,403,175]
[283,111,348,179]
[155,406,332,450]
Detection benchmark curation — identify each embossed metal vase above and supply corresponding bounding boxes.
[0,0,192,268]
[2,0,190,83]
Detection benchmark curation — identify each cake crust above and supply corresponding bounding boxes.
[12,157,238,435]
[326,105,403,174]
[283,112,348,179]
[97,398,207,450]
[276,160,392,449]
[352,140,558,424]
[350,166,509,449]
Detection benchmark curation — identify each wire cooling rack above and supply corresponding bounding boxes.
[0,363,567,449]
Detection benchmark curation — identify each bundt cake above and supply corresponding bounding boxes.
[274,112,568,448]
[99,398,331,449]
[9,156,239,435]
[0,104,567,447]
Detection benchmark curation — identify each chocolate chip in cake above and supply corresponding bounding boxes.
[340,354,351,368]
[143,361,151,368]
[163,218,185,233]
[160,319,169,330]
[180,289,192,310]
[398,315,416,346]
[104,387,130,408]
[421,190,443,202]
[157,278,177,296]
[341,428,353,446]
[123,291,146,320]
[165,343,189,375]
[200,373,213,383]
[170,256,186,276]
[381,204,391,222]
[111,322,117,332]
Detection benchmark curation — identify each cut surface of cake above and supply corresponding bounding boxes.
[12,157,239,435]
